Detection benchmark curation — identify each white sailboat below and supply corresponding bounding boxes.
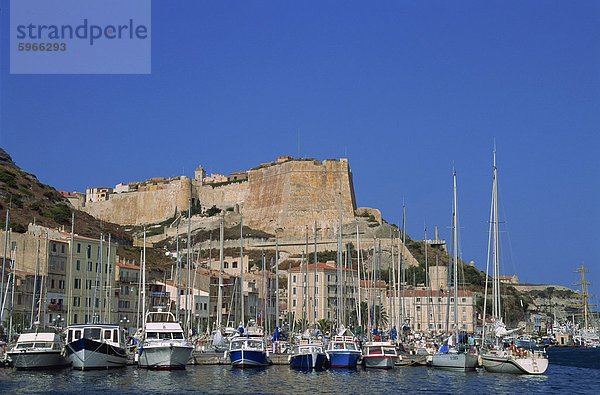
[431,171,478,371]
[481,150,548,375]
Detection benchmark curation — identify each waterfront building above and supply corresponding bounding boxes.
[287,262,358,326]
[85,187,113,202]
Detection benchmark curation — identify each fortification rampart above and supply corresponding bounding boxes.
[243,158,356,238]
[82,158,357,237]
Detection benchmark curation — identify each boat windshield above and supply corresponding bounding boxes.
[231,340,244,349]
[146,332,158,339]
[247,340,262,349]
[172,332,184,339]
[16,343,34,349]
[368,346,382,354]
[33,342,53,348]
[383,347,397,356]
[83,328,102,340]
[346,343,357,351]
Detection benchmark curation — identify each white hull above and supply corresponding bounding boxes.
[68,348,127,370]
[363,356,397,369]
[139,343,193,369]
[8,350,70,369]
[483,353,548,374]
[431,352,478,371]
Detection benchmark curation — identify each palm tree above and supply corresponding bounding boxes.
[317,319,332,334]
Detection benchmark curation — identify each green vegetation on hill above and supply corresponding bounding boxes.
[0,158,131,244]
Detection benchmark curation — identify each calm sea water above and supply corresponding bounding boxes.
[1,348,598,394]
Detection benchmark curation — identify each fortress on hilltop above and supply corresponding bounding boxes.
[82,156,357,238]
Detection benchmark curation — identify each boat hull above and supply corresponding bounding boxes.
[326,351,361,368]
[482,354,548,374]
[139,344,193,370]
[431,352,478,371]
[363,355,397,369]
[229,349,270,368]
[7,350,71,370]
[66,338,127,370]
[290,352,327,369]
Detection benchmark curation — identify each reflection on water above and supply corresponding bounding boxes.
[1,349,599,394]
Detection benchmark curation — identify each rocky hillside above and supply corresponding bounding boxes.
[0,148,131,244]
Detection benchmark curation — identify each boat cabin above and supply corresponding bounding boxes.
[14,332,62,351]
[67,324,124,347]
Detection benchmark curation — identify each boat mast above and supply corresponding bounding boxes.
[482,149,496,346]
[30,238,40,327]
[142,227,146,327]
[217,213,224,330]
[106,233,111,324]
[1,209,8,319]
[67,212,74,327]
[452,171,459,344]
[186,198,192,334]
[136,249,142,329]
[240,213,244,327]
[356,221,362,332]
[176,225,180,322]
[337,191,343,328]
[8,245,16,342]
[425,226,430,334]
[401,205,406,331]
[314,221,318,327]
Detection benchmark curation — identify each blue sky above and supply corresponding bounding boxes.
[1,1,598,292]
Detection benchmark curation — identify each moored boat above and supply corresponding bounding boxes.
[289,341,327,369]
[482,346,548,374]
[7,330,71,369]
[138,311,193,370]
[362,341,399,369]
[65,324,127,370]
[325,329,361,368]
[228,335,270,368]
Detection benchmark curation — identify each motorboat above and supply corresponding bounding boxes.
[138,310,194,369]
[325,328,361,368]
[65,324,127,370]
[228,335,270,368]
[7,330,71,369]
[289,341,327,369]
[362,341,399,369]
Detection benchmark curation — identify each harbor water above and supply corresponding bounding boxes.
[1,348,598,394]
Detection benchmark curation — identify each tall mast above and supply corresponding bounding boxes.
[314,221,318,327]
[425,227,430,333]
[483,149,496,345]
[176,225,180,322]
[304,225,309,328]
[142,227,146,327]
[30,239,40,327]
[217,213,224,329]
[240,213,244,327]
[99,233,103,322]
[453,171,459,343]
[106,233,112,323]
[136,249,142,329]
[1,209,9,317]
[401,205,406,330]
[275,222,279,329]
[8,245,16,342]
[67,212,74,326]
[186,198,192,333]
[337,191,343,327]
[356,221,362,331]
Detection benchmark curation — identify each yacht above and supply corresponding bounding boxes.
[138,310,193,369]
[228,334,270,368]
[7,330,71,369]
[65,324,127,370]
[289,340,327,369]
[325,328,361,368]
[362,341,399,369]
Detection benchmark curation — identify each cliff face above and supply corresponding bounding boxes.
[243,159,356,238]
[82,158,357,239]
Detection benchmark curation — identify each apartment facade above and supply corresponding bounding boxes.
[287,262,358,326]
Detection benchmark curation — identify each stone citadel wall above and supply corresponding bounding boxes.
[82,158,357,239]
